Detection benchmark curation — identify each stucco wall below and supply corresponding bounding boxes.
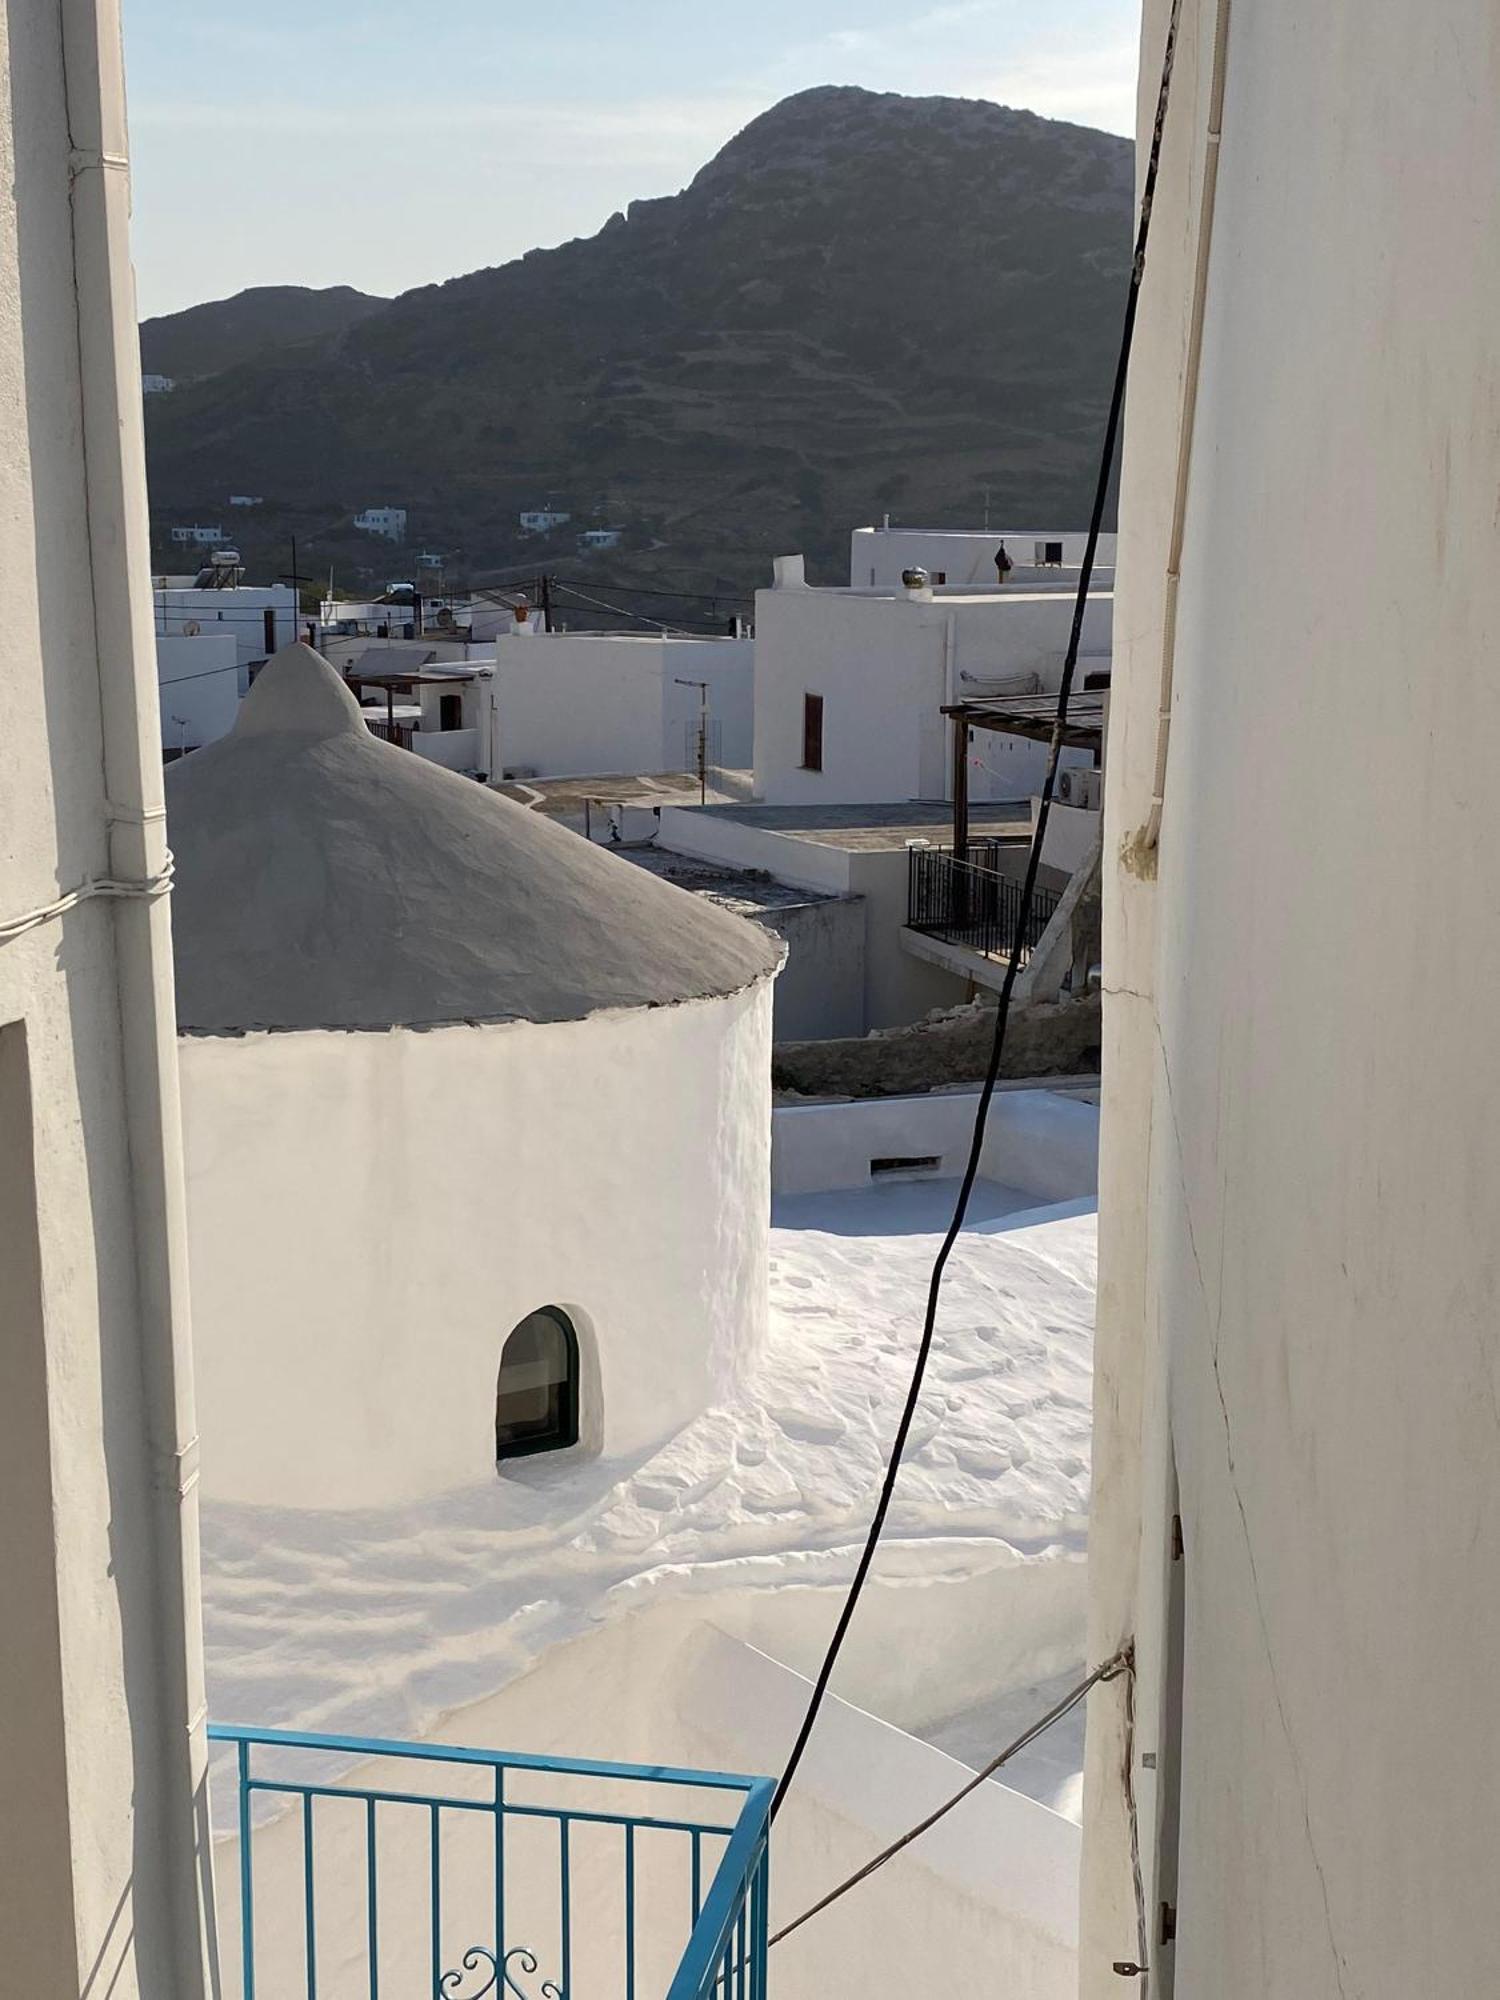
[491,631,664,775]
[0,6,212,1990]
[752,584,1111,807]
[658,635,754,769]
[850,526,1120,589]
[211,1610,1082,2000]
[847,844,973,1028]
[486,631,752,779]
[180,981,775,1509]
[158,631,240,751]
[657,810,971,1031]
[751,895,866,1041]
[154,584,297,667]
[1086,3,1500,1995]
[772,1088,1099,1202]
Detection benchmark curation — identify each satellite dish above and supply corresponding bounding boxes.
[183,619,201,636]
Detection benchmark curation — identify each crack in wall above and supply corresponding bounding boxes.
[1152,1018,1352,2000]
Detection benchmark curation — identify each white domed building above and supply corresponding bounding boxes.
[168,646,782,1510]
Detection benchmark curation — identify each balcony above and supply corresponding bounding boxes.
[210,1723,771,1999]
[906,844,1062,966]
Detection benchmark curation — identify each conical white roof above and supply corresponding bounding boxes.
[165,644,781,1033]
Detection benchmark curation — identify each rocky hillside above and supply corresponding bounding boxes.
[142,88,1132,588]
[140,285,385,382]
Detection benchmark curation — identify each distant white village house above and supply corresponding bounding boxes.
[353,504,407,542]
[227,493,262,507]
[520,505,571,533]
[153,563,300,756]
[141,370,174,393]
[170,521,226,546]
[577,525,623,550]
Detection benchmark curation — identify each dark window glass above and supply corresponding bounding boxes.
[496,1308,579,1460]
[439,693,463,731]
[802,692,824,772]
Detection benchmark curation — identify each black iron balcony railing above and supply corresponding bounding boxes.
[907,845,1062,964]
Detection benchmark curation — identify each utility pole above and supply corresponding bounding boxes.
[675,677,709,803]
[278,535,319,650]
[539,572,554,633]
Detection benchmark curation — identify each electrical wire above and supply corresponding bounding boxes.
[548,575,752,607]
[548,580,717,636]
[768,0,1184,1823]
[768,1650,1132,1948]
[0,854,175,944]
[158,662,245,688]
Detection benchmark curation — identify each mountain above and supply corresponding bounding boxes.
[140,285,386,383]
[142,88,1133,587]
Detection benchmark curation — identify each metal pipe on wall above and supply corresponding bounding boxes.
[60,2,215,1991]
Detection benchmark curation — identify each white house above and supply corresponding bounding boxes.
[142,369,175,393]
[486,628,754,778]
[170,521,225,545]
[2,3,214,1989]
[227,493,261,507]
[153,577,300,672]
[157,630,240,756]
[353,504,407,541]
[753,560,1110,806]
[851,524,1119,590]
[167,644,782,1511]
[520,506,571,533]
[1081,3,1500,1997]
[578,525,623,551]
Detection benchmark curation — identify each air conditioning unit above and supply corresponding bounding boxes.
[1058,767,1103,810]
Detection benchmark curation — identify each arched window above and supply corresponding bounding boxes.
[496,1307,580,1461]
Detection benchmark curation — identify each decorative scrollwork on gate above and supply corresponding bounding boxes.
[438,1944,564,2000]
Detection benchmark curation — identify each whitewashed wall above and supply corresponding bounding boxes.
[1031,798,1101,877]
[158,631,240,751]
[772,1089,1099,1202]
[486,631,752,779]
[1085,3,1500,1996]
[658,636,754,770]
[752,584,1110,806]
[154,584,298,667]
[0,4,212,1991]
[211,1611,1083,2000]
[850,526,1119,589]
[658,808,971,1029]
[180,981,775,1509]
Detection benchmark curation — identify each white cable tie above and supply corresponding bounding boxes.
[0,851,175,945]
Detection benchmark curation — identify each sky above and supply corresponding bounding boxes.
[124,0,1140,319]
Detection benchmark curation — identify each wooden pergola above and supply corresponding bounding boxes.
[944,687,1108,855]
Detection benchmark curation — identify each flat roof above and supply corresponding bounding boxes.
[614,845,840,916]
[835,587,1114,607]
[689,799,1032,851]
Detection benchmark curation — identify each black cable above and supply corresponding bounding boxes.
[548,575,753,607]
[158,661,244,687]
[768,0,1183,1823]
[547,581,722,637]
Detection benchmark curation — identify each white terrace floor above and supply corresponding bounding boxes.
[202,1174,1097,1819]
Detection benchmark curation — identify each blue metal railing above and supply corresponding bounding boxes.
[209,1723,771,2000]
